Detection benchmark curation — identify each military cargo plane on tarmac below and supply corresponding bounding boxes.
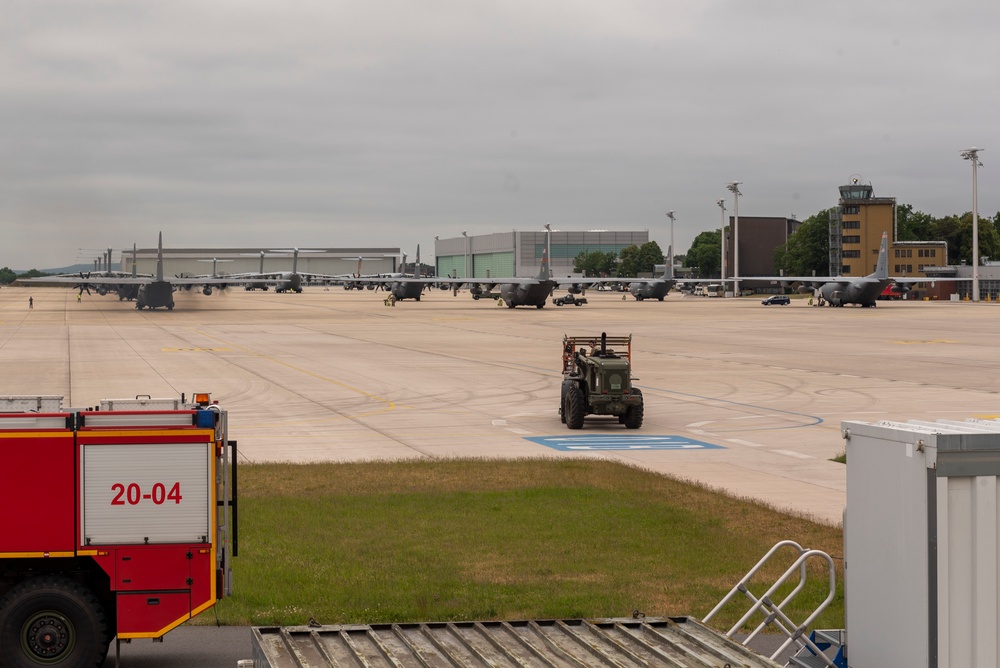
[462,251,682,308]
[17,233,273,309]
[627,276,673,301]
[340,246,434,301]
[342,245,594,307]
[342,233,675,308]
[235,248,384,293]
[759,232,952,307]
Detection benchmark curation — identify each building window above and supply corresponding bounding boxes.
[894,249,900,258]
[930,249,936,258]
[843,220,860,229]
[843,235,861,244]
[843,250,861,258]
[907,249,912,258]
[842,265,851,274]
[842,205,860,214]
[907,265,913,273]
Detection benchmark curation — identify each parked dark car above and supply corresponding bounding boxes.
[761,295,790,306]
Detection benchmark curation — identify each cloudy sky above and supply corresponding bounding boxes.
[2,0,997,269]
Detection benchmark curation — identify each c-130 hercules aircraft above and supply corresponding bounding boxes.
[758,232,953,307]
[342,233,675,308]
[18,233,274,309]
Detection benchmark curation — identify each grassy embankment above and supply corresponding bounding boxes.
[211,459,843,633]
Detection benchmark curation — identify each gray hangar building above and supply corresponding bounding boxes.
[124,246,401,279]
[433,230,650,279]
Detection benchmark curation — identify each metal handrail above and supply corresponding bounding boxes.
[703,541,838,667]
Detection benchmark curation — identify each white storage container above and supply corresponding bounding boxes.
[844,418,1000,668]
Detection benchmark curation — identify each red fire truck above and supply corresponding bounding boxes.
[0,394,236,668]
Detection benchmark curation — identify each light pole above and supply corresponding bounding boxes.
[461,231,469,279]
[961,147,984,302]
[665,211,675,279]
[726,182,742,296]
[717,198,727,290]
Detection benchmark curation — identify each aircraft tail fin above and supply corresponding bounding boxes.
[131,244,138,278]
[156,232,164,282]
[538,246,550,281]
[415,245,421,278]
[538,226,551,280]
[870,232,889,280]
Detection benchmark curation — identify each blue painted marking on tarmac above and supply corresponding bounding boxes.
[525,435,725,451]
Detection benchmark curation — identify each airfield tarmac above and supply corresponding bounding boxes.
[4,285,998,526]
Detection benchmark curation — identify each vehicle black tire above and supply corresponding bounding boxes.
[559,382,567,423]
[565,383,585,429]
[0,576,110,668]
[536,303,544,309]
[559,380,577,424]
[657,296,664,301]
[623,388,643,429]
[635,294,644,301]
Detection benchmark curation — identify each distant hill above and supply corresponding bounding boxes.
[13,264,93,275]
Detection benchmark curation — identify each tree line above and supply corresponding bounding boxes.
[682,206,1000,278]
[0,268,54,284]
[571,242,666,277]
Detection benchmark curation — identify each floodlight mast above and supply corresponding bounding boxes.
[717,198,727,290]
[665,211,676,280]
[961,147,984,302]
[726,182,742,296]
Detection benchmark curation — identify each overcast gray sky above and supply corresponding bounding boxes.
[2,0,997,269]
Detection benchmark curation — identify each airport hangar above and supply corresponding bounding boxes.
[124,246,402,278]
[432,229,650,279]
[122,231,652,280]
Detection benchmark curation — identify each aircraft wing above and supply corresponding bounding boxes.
[17,275,273,288]
[168,276,274,287]
[890,276,962,284]
[16,275,134,288]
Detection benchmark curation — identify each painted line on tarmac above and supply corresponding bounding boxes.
[525,435,725,451]
[726,438,768,448]
[771,449,813,459]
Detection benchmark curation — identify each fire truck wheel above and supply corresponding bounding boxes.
[565,383,585,430]
[0,576,109,668]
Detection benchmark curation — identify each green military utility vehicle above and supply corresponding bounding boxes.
[559,333,643,429]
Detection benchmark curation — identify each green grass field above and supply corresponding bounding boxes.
[212,459,844,633]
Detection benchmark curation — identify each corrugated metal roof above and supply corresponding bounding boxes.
[251,616,782,668]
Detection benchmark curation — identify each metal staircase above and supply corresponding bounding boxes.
[703,540,844,667]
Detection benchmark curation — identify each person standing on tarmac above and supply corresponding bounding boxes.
[28,296,33,309]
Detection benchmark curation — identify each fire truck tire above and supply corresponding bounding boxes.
[565,383,585,430]
[0,576,110,668]
[623,388,644,429]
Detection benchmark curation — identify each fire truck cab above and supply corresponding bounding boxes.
[0,393,236,668]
